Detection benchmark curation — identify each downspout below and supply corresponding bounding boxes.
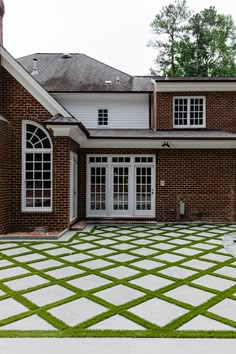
[151,79,157,131]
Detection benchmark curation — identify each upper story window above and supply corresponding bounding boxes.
[173,97,206,128]
[22,122,52,212]
[98,108,109,127]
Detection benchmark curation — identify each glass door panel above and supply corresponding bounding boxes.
[89,166,107,215]
[112,166,130,214]
[135,166,154,216]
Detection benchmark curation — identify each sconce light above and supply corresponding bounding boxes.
[162,141,170,148]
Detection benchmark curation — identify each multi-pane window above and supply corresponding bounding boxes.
[98,109,109,126]
[173,97,205,127]
[22,122,52,211]
[90,167,106,210]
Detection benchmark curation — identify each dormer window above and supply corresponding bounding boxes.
[173,97,206,128]
[98,108,109,127]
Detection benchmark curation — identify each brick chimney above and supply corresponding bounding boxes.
[0,0,5,45]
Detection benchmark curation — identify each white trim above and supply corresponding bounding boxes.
[80,138,236,149]
[70,151,78,222]
[21,121,53,212]
[155,81,236,92]
[173,96,206,128]
[86,155,156,218]
[46,125,86,143]
[0,46,70,117]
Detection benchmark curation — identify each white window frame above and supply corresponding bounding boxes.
[173,96,206,128]
[97,108,109,128]
[21,120,53,212]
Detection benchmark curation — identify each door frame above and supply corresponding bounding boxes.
[70,151,78,222]
[86,155,156,218]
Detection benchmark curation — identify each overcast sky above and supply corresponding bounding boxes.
[3,0,236,75]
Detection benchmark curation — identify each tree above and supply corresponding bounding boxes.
[147,0,191,76]
[176,7,236,76]
[148,3,236,76]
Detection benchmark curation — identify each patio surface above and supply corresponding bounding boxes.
[0,223,235,338]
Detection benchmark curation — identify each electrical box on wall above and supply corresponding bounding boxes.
[179,199,185,216]
[160,180,165,187]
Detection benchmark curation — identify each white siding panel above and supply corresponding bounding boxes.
[52,93,150,129]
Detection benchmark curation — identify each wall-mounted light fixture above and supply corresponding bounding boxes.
[162,141,170,148]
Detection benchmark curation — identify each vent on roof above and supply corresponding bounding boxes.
[105,80,112,85]
[61,53,72,59]
[116,76,120,84]
[31,58,39,75]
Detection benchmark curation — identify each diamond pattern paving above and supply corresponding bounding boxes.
[0,223,235,337]
[129,298,188,326]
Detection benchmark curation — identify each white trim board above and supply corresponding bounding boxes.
[155,81,236,92]
[80,138,236,149]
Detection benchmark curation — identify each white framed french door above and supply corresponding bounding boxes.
[87,155,155,218]
[70,152,78,222]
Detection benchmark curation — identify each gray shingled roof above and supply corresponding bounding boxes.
[88,129,236,139]
[17,53,153,92]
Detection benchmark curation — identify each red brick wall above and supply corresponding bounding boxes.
[0,120,11,233]
[1,66,79,233]
[157,92,236,132]
[157,149,236,222]
[79,149,236,222]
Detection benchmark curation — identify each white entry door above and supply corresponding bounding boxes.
[87,155,155,218]
[70,152,78,221]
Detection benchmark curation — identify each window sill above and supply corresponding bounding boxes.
[21,208,53,213]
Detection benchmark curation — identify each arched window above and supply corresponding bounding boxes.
[22,122,52,211]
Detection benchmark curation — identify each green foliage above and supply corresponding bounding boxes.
[149,3,236,76]
[148,0,191,76]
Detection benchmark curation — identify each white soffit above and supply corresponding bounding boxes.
[0,46,71,117]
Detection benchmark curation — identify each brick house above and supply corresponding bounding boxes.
[1,1,236,235]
